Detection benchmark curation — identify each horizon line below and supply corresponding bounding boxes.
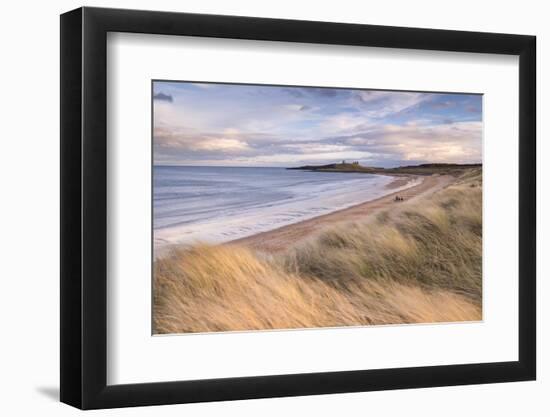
[153,161,483,169]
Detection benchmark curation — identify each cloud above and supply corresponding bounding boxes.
[429,100,455,110]
[282,86,346,99]
[353,91,428,118]
[192,138,250,152]
[154,125,263,159]
[154,120,481,166]
[152,81,482,166]
[332,121,482,164]
[189,83,216,89]
[282,143,350,154]
[282,88,304,98]
[306,87,342,97]
[320,113,372,134]
[284,104,309,112]
[153,92,173,102]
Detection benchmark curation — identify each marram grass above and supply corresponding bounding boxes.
[153,169,482,334]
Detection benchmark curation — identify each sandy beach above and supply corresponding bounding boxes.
[230,174,455,252]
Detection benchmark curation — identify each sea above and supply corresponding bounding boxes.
[153,166,417,249]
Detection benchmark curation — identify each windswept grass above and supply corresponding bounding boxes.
[282,169,482,302]
[153,169,482,334]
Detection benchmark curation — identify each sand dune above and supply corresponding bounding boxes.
[154,169,482,334]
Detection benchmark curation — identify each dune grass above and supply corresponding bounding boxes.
[153,169,482,334]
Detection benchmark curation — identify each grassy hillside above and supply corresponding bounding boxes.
[289,162,482,176]
[288,162,380,173]
[153,169,482,334]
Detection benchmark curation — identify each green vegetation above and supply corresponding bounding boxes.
[288,161,482,176]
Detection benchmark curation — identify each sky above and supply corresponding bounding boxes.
[153,81,482,168]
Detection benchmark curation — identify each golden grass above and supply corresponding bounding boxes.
[282,169,482,302]
[153,169,482,334]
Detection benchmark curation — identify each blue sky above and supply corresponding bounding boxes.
[153,81,482,167]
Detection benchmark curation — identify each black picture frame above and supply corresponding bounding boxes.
[60,6,536,410]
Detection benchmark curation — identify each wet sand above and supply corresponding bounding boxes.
[230,174,455,252]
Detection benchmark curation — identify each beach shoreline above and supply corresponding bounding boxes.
[229,174,455,253]
[153,173,430,259]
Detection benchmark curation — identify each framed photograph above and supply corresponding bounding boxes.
[60,7,536,409]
